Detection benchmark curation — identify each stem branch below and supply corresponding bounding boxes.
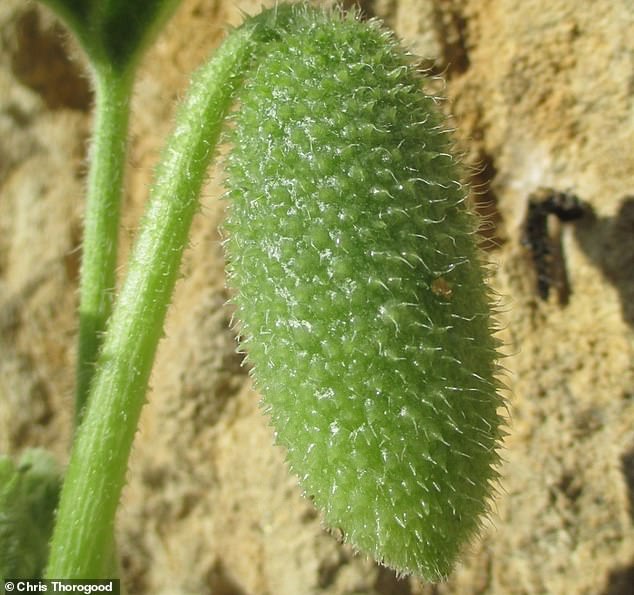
[76,71,132,422]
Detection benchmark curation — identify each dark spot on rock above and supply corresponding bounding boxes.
[620,447,634,523]
[603,563,634,595]
[472,151,504,252]
[205,560,248,595]
[375,566,412,595]
[11,9,92,111]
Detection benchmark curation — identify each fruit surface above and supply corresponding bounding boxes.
[225,6,504,580]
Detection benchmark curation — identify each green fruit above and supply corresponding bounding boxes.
[225,5,504,581]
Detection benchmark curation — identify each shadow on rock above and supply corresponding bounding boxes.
[572,196,634,329]
[603,562,634,595]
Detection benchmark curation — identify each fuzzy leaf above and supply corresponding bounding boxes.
[0,449,61,580]
[37,0,180,74]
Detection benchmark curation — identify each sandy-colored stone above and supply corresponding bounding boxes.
[1,1,633,593]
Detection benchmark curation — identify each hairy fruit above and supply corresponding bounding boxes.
[225,6,504,581]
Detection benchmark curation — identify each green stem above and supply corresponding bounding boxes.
[46,25,257,579]
[76,70,132,423]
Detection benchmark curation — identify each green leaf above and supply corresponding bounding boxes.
[0,449,61,580]
[37,0,180,74]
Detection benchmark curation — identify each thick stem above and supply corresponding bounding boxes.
[46,26,256,579]
[76,71,132,423]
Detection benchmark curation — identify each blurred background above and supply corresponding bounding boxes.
[0,1,632,593]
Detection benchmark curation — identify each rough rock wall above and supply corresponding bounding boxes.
[0,0,632,594]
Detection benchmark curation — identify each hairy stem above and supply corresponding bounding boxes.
[76,70,132,423]
[46,26,256,578]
